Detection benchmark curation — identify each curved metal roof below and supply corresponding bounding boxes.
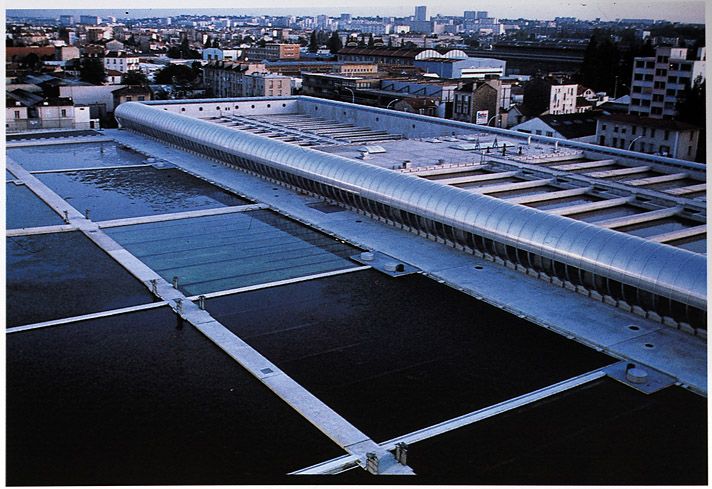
[115,102,707,311]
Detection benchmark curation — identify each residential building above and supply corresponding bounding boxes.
[55,46,80,61]
[452,79,503,125]
[79,15,102,25]
[59,15,75,26]
[112,85,152,108]
[245,43,301,61]
[392,97,438,116]
[512,112,600,142]
[629,46,706,119]
[202,48,240,61]
[103,51,140,74]
[243,73,291,97]
[549,83,597,114]
[203,61,268,98]
[6,93,95,131]
[596,113,700,160]
[414,5,427,21]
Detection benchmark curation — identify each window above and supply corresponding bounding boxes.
[14,110,20,119]
[646,61,655,68]
[632,86,642,93]
[654,81,665,89]
[668,76,678,84]
[656,55,669,63]
[642,127,647,136]
[670,63,679,70]
[664,129,670,140]
[666,89,676,96]
[634,73,643,81]
[546,131,553,137]
[652,94,664,102]
[650,128,656,137]
[61,109,67,117]
[599,135,605,145]
[651,107,662,115]
[601,124,607,130]
[126,96,133,102]
[138,96,145,101]
[635,60,645,68]
[612,137,618,146]
[655,68,667,76]
[613,126,619,133]
[644,74,654,81]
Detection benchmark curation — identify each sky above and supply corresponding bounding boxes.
[4,0,707,23]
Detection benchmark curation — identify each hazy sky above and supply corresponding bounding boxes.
[5,0,706,23]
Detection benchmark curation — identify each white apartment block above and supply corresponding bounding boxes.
[103,51,140,74]
[549,84,597,115]
[629,46,705,119]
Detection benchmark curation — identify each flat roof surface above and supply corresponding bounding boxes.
[5,110,706,483]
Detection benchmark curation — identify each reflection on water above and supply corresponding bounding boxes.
[106,210,357,295]
[37,167,249,221]
[8,142,147,171]
[6,183,64,229]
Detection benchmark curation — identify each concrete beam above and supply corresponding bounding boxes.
[550,159,617,171]
[505,186,592,205]
[595,206,683,229]
[585,165,650,178]
[624,172,689,187]
[436,170,519,185]
[664,183,707,196]
[475,178,553,194]
[547,196,633,216]
[648,225,706,244]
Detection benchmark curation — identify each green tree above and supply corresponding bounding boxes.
[121,71,149,86]
[579,32,621,94]
[154,64,198,85]
[21,52,43,71]
[79,58,106,85]
[327,31,343,54]
[308,30,319,53]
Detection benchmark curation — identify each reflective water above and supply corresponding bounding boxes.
[406,378,707,485]
[8,142,147,171]
[37,167,250,221]
[106,210,358,295]
[206,270,613,442]
[6,183,64,229]
[6,232,154,326]
[6,307,343,484]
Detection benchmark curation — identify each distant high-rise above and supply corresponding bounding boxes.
[414,5,427,21]
[464,11,476,20]
[59,15,74,26]
[477,11,489,19]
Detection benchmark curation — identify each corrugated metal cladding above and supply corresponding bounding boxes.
[115,102,707,326]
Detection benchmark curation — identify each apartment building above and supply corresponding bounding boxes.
[629,46,706,119]
[103,51,140,74]
[244,43,300,61]
[596,113,700,160]
[203,61,290,98]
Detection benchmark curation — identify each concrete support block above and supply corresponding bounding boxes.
[618,300,632,312]
[505,260,516,270]
[590,290,603,302]
[632,305,647,317]
[679,322,695,335]
[576,285,589,296]
[646,311,662,323]
[604,295,617,306]
[538,272,551,283]
[494,256,505,266]
[696,328,706,340]
[564,281,576,292]
[662,316,678,328]
[515,264,527,273]
[552,277,564,287]
[474,250,484,258]
[483,253,494,262]
[527,268,538,278]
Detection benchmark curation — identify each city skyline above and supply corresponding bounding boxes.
[5,0,706,23]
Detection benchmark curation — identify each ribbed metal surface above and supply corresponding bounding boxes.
[115,102,707,311]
